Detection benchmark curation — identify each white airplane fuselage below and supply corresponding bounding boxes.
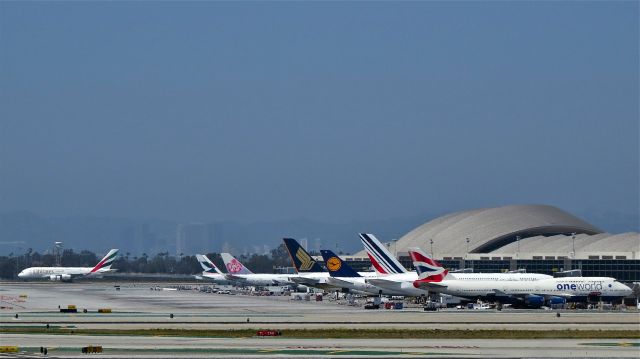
[362,272,553,297]
[423,277,631,304]
[18,267,112,281]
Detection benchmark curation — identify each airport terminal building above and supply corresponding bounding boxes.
[348,205,640,282]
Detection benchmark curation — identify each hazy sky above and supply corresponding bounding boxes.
[1,1,638,224]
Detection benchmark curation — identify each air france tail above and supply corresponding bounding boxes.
[319,250,361,277]
[89,249,119,274]
[359,233,407,274]
[408,247,448,283]
[282,238,324,273]
[220,253,254,275]
[196,254,224,274]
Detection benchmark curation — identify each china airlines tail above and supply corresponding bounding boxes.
[220,253,254,275]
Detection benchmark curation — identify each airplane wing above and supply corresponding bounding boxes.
[326,277,357,287]
[290,277,321,285]
[413,281,448,290]
[366,278,403,290]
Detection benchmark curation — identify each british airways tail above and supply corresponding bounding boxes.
[220,253,254,275]
[359,233,407,274]
[196,254,224,274]
[319,250,361,277]
[282,238,324,273]
[89,249,119,274]
[408,247,448,283]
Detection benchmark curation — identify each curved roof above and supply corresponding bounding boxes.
[389,204,602,257]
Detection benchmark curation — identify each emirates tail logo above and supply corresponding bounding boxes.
[226,259,243,273]
[296,248,314,271]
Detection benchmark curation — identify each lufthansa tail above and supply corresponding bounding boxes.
[89,249,119,274]
[319,250,361,278]
[196,254,224,274]
[282,238,324,273]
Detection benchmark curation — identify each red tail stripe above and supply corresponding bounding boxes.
[367,253,387,274]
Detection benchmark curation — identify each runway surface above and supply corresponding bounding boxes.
[1,282,638,357]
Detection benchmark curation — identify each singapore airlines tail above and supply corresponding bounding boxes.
[282,238,324,273]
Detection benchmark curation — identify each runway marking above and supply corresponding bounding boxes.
[580,342,640,347]
[15,346,459,356]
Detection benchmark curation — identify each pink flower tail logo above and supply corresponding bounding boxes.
[226,259,243,273]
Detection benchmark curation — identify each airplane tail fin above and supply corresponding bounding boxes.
[196,254,223,274]
[282,238,324,273]
[319,250,361,277]
[359,233,407,274]
[90,249,119,273]
[220,253,253,274]
[408,247,448,283]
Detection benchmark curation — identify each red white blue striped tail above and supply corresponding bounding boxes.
[359,233,407,274]
[408,247,448,283]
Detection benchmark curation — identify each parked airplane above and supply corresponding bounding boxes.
[359,233,553,297]
[358,233,434,296]
[194,254,232,284]
[18,249,119,282]
[359,233,407,274]
[282,238,377,291]
[220,253,297,286]
[319,249,387,295]
[410,247,632,307]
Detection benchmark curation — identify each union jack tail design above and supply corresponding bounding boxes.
[408,247,448,283]
[89,249,119,273]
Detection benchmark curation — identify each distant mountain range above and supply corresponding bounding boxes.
[0,209,636,257]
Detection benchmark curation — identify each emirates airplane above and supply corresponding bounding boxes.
[18,249,118,282]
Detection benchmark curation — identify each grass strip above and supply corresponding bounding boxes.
[1,327,639,339]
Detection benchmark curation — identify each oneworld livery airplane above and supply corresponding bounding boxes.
[359,233,552,297]
[409,247,632,307]
[18,249,119,282]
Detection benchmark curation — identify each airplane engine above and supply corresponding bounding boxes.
[546,296,566,306]
[49,274,72,281]
[524,294,544,307]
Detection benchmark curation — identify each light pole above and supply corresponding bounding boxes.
[392,239,397,257]
[465,237,470,260]
[429,238,434,258]
[516,235,520,259]
[571,232,576,259]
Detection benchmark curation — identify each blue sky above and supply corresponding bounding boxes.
[1,1,638,227]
